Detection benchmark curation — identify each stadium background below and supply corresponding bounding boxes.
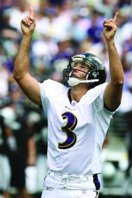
[0,0,132,197]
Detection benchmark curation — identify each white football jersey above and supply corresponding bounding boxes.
[39,79,114,175]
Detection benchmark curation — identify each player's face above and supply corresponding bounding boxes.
[72,62,89,79]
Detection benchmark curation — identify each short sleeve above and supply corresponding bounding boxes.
[39,79,68,113]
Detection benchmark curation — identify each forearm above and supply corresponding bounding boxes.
[27,137,36,165]
[106,39,124,85]
[13,35,32,81]
[103,12,124,110]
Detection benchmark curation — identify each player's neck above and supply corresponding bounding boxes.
[69,85,89,102]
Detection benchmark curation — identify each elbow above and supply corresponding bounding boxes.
[112,76,124,86]
[119,75,124,85]
[13,72,17,80]
[13,71,20,82]
[119,79,124,86]
[13,64,19,81]
[13,70,25,82]
[112,80,124,87]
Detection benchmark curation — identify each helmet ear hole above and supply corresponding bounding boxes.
[88,69,106,88]
[91,71,99,78]
[88,70,99,80]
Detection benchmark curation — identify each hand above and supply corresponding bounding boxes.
[21,8,36,36]
[103,11,119,42]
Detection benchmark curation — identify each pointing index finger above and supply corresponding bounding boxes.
[29,7,34,18]
[113,11,119,23]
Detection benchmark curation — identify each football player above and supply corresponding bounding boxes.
[13,8,124,198]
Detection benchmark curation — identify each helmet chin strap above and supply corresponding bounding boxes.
[68,77,99,87]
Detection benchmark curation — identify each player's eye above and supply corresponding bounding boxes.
[80,65,86,69]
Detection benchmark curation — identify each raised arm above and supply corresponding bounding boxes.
[103,12,124,111]
[13,8,41,106]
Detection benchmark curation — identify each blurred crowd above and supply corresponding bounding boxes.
[0,0,132,197]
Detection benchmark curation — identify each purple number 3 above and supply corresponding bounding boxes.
[58,112,77,149]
